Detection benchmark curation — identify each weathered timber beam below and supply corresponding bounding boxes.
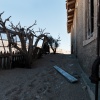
[68,16,73,20]
[67,23,73,26]
[54,65,78,83]
[67,4,75,10]
[67,19,73,23]
[68,10,74,15]
[67,0,76,6]
[68,19,73,23]
[68,15,74,18]
[68,8,75,13]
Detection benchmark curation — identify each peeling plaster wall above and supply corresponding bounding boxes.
[71,0,97,75]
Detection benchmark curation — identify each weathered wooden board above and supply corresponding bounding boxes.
[53,65,78,83]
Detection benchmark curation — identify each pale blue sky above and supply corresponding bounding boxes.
[0,0,70,51]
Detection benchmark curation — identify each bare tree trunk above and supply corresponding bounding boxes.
[19,35,27,53]
[54,48,56,54]
[28,34,34,66]
[50,45,56,54]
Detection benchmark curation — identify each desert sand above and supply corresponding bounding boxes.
[0,53,90,100]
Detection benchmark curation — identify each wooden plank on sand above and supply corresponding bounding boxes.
[54,65,78,83]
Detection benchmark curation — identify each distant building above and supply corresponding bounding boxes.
[66,0,99,75]
[56,48,70,54]
[0,40,22,53]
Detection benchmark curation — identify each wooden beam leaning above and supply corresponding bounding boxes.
[54,65,78,83]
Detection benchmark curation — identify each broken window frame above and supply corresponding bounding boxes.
[86,0,94,39]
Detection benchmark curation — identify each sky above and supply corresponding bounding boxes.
[0,0,71,51]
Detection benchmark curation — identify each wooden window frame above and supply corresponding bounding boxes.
[87,0,94,39]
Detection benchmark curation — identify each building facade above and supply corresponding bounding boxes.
[66,0,99,75]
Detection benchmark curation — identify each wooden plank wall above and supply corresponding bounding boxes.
[0,51,26,69]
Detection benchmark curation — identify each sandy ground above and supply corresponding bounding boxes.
[0,53,90,100]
